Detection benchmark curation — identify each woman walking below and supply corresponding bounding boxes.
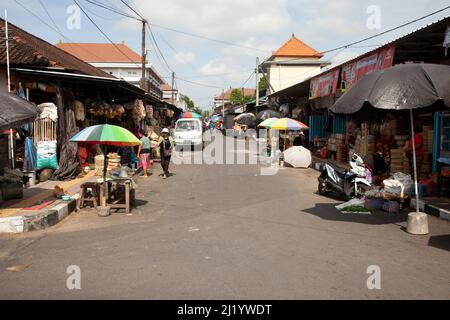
[158,128,174,179]
[137,129,152,178]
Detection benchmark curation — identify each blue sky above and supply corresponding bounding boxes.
[2,0,450,109]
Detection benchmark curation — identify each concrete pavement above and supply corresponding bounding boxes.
[0,142,449,299]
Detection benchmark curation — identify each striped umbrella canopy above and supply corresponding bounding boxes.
[180,112,202,119]
[268,118,309,131]
[70,124,141,147]
[258,118,279,129]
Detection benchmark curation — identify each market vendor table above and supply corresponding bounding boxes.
[99,177,136,213]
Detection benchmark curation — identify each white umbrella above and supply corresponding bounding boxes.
[283,146,312,168]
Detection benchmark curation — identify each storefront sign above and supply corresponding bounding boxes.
[309,68,340,100]
[341,45,396,92]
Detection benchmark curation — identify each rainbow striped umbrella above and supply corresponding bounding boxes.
[258,117,279,129]
[180,112,201,119]
[70,124,141,147]
[70,124,141,206]
[268,118,309,131]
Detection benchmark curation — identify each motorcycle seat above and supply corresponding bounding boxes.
[327,162,348,176]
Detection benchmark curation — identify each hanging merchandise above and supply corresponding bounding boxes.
[146,105,154,119]
[132,99,145,121]
[23,137,37,172]
[112,104,126,118]
[35,140,58,170]
[74,100,85,121]
[37,102,58,121]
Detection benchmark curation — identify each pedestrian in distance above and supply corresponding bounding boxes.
[137,129,152,178]
[158,128,174,179]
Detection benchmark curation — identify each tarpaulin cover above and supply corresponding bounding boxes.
[0,90,39,131]
[330,63,450,114]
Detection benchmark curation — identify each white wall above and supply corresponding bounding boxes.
[268,64,322,93]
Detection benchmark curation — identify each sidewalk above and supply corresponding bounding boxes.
[310,156,450,221]
[0,171,97,233]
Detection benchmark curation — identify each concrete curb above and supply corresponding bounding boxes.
[411,198,450,221]
[0,195,79,234]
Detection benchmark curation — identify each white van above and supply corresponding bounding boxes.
[174,118,203,150]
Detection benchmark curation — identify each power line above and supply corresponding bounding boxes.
[38,0,62,33]
[149,22,271,54]
[239,70,255,89]
[73,0,141,68]
[265,6,450,65]
[175,77,222,89]
[119,0,144,20]
[84,0,140,20]
[13,0,106,62]
[320,5,450,55]
[147,24,174,73]
[81,0,124,21]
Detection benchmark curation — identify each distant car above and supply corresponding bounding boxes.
[174,118,203,150]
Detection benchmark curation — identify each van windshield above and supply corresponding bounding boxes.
[176,121,200,132]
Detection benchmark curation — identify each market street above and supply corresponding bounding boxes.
[0,138,449,299]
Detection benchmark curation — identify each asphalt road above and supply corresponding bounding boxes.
[0,137,450,299]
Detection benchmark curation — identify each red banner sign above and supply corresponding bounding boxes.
[341,45,396,91]
[309,68,340,99]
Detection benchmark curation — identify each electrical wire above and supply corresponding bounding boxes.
[84,0,140,20]
[149,22,271,54]
[73,0,141,68]
[13,0,105,62]
[38,0,62,33]
[175,77,222,89]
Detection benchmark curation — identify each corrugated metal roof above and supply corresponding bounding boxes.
[334,15,450,68]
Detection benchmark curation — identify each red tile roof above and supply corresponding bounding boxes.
[270,34,323,60]
[55,42,142,63]
[161,83,176,91]
[0,19,112,78]
[215,88,256,100]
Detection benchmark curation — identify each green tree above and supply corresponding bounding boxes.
[230,89,243,105]
[230,89,256,105]
[258,77,268,94]
[180,94,195,111]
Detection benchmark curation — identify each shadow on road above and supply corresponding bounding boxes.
[303,203,408,226]
[428,234,450,252]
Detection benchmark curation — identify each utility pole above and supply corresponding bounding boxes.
[141,19,147,113]
[171,71,175,106]
[221,89,225,118]
[5,9,14,169]
[255,57,260,115]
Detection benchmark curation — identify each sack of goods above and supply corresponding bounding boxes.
[36,140,58,170]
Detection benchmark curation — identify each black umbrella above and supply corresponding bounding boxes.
[255,109,281,122]
[0,90,39,131]
[331,63,450,224]
[331,63,450,113]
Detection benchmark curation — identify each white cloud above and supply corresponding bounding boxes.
[199,60,228,76]
[173,51,196,65]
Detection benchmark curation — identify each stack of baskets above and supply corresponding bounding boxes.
[107,153,121,172]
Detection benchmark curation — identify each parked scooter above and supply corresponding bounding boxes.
[318,154,372,200]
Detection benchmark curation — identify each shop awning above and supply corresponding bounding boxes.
[0,90,39,131]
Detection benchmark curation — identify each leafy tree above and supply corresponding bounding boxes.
[180,94,195,111]
[230,89,256,106]
[258,77,268,94]
[230,89,243,105]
